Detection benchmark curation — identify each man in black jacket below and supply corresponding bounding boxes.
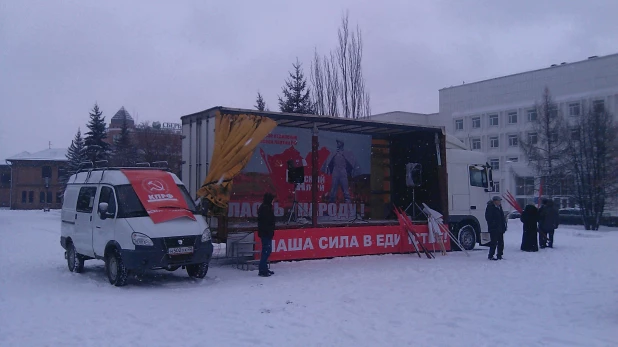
[485,196,507,260]
[538,199,559,248]
[257,192,276,277]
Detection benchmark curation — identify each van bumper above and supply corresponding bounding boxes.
[120,241,214,271]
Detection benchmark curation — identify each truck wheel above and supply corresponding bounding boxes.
[186,263,208,279]
[105,248,128,287]
[67,242,84,273]
[457,224,477,251]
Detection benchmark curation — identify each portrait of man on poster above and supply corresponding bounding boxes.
[321,139,361,203]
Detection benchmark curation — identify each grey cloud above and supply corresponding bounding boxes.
[1,0,617,160]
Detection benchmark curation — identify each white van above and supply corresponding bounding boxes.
[60,167,213,286]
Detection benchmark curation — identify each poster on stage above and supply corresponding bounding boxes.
[228,126,372,221]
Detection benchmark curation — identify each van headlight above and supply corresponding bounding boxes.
[132,232,154,246]
[201,228,211,242]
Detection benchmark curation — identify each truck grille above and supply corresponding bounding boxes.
[162,235,198,250]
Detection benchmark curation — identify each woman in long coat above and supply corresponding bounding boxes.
[520,204,539,252]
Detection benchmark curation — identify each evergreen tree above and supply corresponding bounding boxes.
[61,128,88,192]
[112,116,138,166]
[255,92,267,111]
[84,103,110,162]
[278,59,314,114]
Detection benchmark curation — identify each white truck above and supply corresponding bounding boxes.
[367,116,495,250]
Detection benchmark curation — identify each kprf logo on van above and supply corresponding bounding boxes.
[141,178,178,203]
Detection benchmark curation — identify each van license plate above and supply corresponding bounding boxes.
[168,246,194,255]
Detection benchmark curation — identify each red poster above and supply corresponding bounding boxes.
[121,170,196,224]
[254,225,451,262]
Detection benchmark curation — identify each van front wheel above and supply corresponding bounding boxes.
[186,263,208,279]
[67,242,84,273]
[105,249,128,287]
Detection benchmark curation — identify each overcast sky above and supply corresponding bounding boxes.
[1,0,617,160]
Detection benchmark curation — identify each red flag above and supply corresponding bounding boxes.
[121,170,196,224]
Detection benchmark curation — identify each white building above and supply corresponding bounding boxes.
[438,53,618,214]
[373,53,618,215]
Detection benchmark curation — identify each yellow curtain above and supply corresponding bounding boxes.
[197,111,277,214]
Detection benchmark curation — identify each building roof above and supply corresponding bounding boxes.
[112,106,133,121]
[6,148,68,162]
[440,52,618,91]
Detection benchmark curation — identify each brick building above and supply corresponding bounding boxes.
[4,149,68,210]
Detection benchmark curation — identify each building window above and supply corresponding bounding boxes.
[471,138,481,150]
[549,106,558,118]
[508,157,519,163]
[571,128,580,141]
[508,112,518,124]
[492,181,501,193]
[593,100,605,113]
[29,191,34,203]
[47,191,52,203]
[21,191,27,203]
[550,131,559,143]
[58,167,68,182]
[489,158,500,170]
[40,192,45,203]
[528,132,538,145]
[509,135,519,147]
[569,103,581,116]
[455,119,464,131]
[472,117,481,129]
[489,114,499,126]
[516,176,535,196]
[490,136,499,148]
[1,173,10,184]
[42,166,52,179]
[56,191,63,204]
[527,109,537,122]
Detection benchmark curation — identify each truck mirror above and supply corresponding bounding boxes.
[99,202,109,219]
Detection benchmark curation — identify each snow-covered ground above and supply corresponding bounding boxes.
[0,210,616,347]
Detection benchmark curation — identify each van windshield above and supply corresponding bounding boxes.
[115,184,198,218]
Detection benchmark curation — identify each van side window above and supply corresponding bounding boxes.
[98,186,117,215]
[76,187,97,213]
[469,166,488,188]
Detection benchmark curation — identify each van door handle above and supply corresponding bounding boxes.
[96,226,101,229]
[471,206,477,210]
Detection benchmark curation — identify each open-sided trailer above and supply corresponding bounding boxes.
[181,107,452,263]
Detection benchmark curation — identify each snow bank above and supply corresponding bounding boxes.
[0,210,616,346]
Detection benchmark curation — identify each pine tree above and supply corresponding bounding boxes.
[84,103,110,162]
[112,116,138,166]
[112,117,137,166]
[278,59,314,114]
[255,92,267,111]
[63,128,88,189]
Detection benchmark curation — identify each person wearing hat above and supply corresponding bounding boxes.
[257,192,276,277]
[485,196,507,260]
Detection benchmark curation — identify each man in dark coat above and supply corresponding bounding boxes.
[257,192,276,277]
[538,199,559,248]
[520,204,539,252]
[485,196,507,260]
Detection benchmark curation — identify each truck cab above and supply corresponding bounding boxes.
[445,141,494,250]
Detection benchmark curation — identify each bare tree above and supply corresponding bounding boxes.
[519,87,569,198]
[564,103,618,230]
[309,11,371,119]
[133,122,183,176]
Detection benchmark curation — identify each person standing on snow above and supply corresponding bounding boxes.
[538,199,559,248]
[485,196,507,260]
[257,192,276,277]
[520,204,539,252]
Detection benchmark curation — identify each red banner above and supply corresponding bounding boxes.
[121,170,196,224]
[254,225,451,261]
